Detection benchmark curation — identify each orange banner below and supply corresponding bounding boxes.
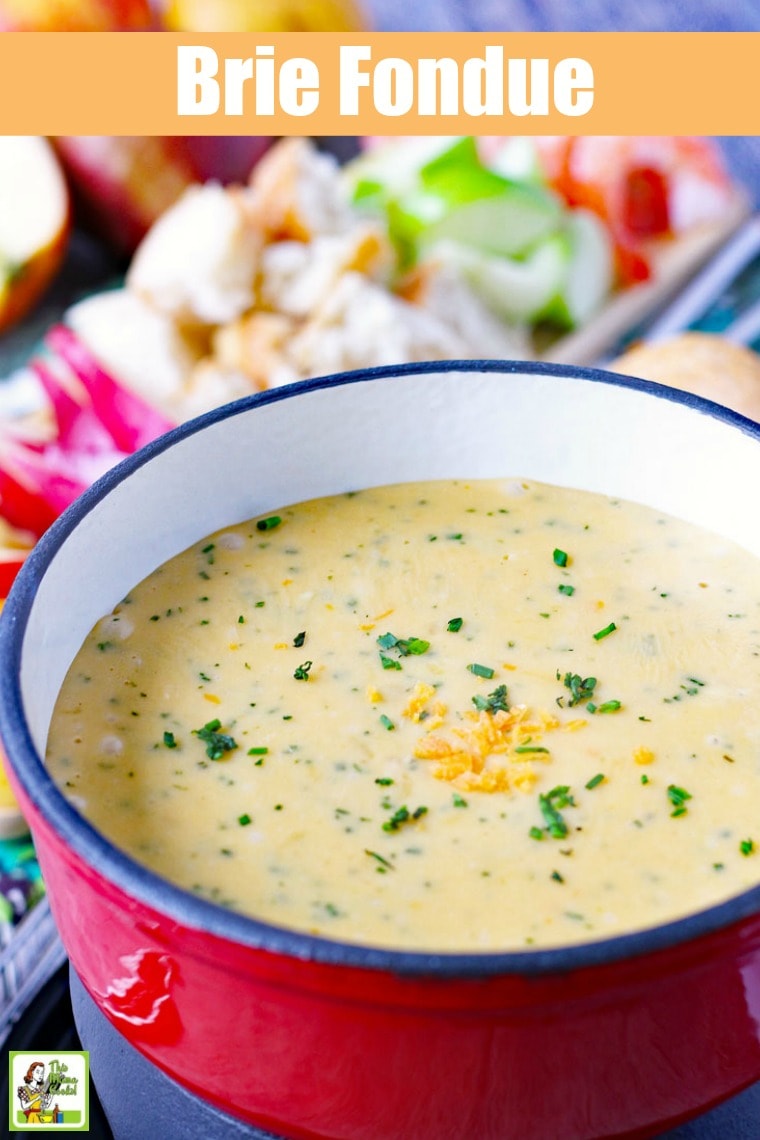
[0,31,757,136]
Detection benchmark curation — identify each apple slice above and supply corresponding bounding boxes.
[53,135,272,255]
[0,0,154,31]
[0,136,71,334]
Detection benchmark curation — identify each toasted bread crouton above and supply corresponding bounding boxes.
[611,332,760,422]
[246,137,355,242]
[127,182,262,327]
[67,288,204,413]
[173,358,256,422]
[212,311,297,389]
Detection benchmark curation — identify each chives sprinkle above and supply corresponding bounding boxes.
[256,515,282,531]
[593,622,617,641]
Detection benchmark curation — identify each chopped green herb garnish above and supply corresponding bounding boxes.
[293,631,306,648]
[382,805,428,833]
[247,746,269,756]
[163,731,177,749]
[553,548,569,567]
[382,806,409,832]
[192,719,238,761]
[537,786,574,839]
[238,813,252,826]
[547,785,575,809]
[664,676,707,703]
[376,632,430,669]
[514,744,550,754]
[529,825,545,841]
[667,784,692,817]
[558,583,575,596]
[365,849,395,872]
[403,637,430,655]
[471,684,509,715]
[593,622,617,641]
[256,515,282,531]
[379,714,395,731]
[741,839,755,856]
[640,774,650,785]
[551,870,565,883]
[293,660,312,681]
[561,672,597,706]
[377,632,430,655]
[596,700,622,714]
[468,662,495,679]
[452,792,468,808]
[585,773,604,790]
[375,777,394,786]
[447,617,464,632]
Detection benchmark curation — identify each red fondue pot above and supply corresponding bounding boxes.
[3,362,760,1139]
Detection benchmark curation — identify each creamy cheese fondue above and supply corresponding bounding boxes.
[46,479,760,951]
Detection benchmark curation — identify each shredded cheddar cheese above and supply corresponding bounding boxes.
[414,705,561,793]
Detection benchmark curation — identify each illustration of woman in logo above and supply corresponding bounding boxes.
[17,1061,52,1124]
